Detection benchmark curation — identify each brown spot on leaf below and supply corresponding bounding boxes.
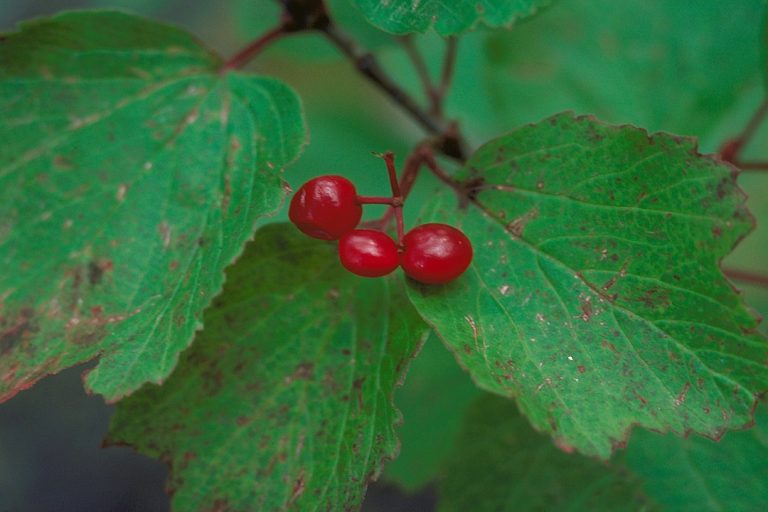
[353,377,366,409]
[554,438,575,453]
[207,499,229,512]
[116,183,128,202]
[88,259,113,286]
[288,471,306,506]
[579,296,593,322]
[0,307,37,355]
[601,340,620,358]
[286,362,314,384]
[674,382,690,406]
[716,178,731,200]
[632,390,648,405]
[635,287,670,309]
[53,155,74,170]
[505,207,539,237]
[158,222,171,249]
[67,320,107,347]
[181,451,197,469]
[2,362,19,385]
[222,174,232,212]
[465,315,478,345]
[601,261,628,294]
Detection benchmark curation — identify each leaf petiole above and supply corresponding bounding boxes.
[221,24,287,71]
[719,97,768,164]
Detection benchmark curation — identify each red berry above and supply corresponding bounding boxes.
[401,223,473,284]
[289,175,362,240]
[339,229,399,278]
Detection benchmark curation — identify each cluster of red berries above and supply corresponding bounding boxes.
[288,155,472,284]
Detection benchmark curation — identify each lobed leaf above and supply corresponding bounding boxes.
[0,11,305,401]
[108,224,427,511]
[438,395,657,511]
[623,402,768,512]
[352,0,552,36]
[439,395,768,511]
[407,113,768,457]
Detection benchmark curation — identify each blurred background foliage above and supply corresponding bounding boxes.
[1,0,766,510]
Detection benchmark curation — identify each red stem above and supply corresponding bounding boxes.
[381,152,405,246]
[733,161,768,171]
[724,268,768,288]
[383,152,402,198]
[357,195,397,205]
[364,145,462,235]
[720,98,768,162]
[221,24,287,71]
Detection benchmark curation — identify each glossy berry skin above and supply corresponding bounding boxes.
[289,175,363,240]
[339,229,399,278]
[401,223,473,284]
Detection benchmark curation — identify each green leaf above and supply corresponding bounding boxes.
[384,333,481,490]
[449,0,767,149]
[438,396,768,511]
[623,403,768,512]
[0,11,306,402]
[107,224,427,511]
[438,395,657,512]
[353,0,552,36]
[407,113,768,458]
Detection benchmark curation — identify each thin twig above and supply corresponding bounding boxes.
[724,268,768,288]
[399,150,425,200]
[321,24,468,161]
[400,36,459,118]
[221,24,287,71]
[400,35,435,106]
[433,37,458,118]
[416,145,464,191]
[322,26,443,135]
[232,1,468,160]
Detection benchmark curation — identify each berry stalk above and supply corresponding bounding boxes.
[381,152,406,246]
[357,196,398,205]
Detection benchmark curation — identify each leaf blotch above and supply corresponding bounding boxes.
[87,259,113,286]
[505,207,539,237]
[0,306,37,355]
